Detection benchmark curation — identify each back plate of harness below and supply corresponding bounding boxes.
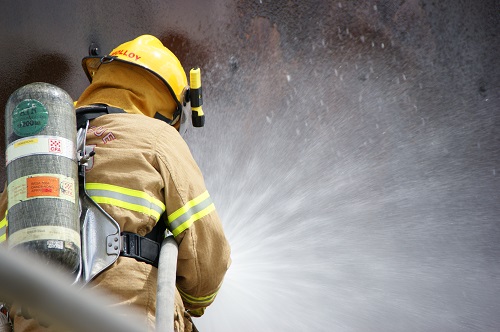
[77,104,166,284]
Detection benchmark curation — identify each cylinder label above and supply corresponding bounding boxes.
[12,99,49,136]
[6,135,76,165]
[7,174,76,209]
[8,226,81,249]
[27,176,60,197]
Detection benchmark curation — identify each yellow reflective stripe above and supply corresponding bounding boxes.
[86,183,165,220]
[168,191,215,236]
[90,196,162,220]
[177,287,219,306]
[86,183,165,210]
[169,191,210,221]
[0,215,6,243]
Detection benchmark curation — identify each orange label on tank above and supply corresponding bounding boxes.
[27,176,60,198]
[7,173,76,209]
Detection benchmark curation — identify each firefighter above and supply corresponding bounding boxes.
[2,35,231,331]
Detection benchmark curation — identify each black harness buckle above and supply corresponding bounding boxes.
[120,232,161,268]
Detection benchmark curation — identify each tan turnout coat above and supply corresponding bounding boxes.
[0,63,231,331]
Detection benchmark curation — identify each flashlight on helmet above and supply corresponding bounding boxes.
[189,68,204,127]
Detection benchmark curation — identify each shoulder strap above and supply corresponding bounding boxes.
[76,104,125,129]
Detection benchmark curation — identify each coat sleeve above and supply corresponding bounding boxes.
[154,134,231,315]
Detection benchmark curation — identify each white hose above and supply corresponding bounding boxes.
[155,235,179,331]
[0,247,143,332]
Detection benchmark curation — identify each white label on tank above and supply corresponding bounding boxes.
[8,226,81,249]
[6,135,76,165]
[47,239,64,250]
[7,173,76,209]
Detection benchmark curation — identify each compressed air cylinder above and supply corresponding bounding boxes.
[5,82,79,273]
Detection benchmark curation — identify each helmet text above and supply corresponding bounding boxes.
[110,49,142,61]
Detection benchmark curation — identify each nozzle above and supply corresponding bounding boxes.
[189,68,204,127]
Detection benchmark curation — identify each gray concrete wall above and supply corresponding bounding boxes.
[1,1,499,331]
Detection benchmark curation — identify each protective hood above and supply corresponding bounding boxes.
[77,61,179,126]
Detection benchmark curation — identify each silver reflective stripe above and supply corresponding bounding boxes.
[85,183,165,221]
[168,191,214,236]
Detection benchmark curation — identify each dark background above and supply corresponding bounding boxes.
[1,1,499,331]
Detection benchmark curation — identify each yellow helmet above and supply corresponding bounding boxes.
[82,35,188,127]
